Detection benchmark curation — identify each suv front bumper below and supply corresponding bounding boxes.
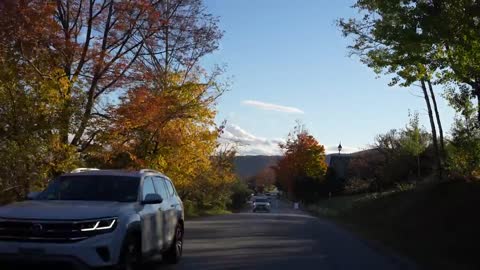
[253,205,271,212]
[0,231,123,269]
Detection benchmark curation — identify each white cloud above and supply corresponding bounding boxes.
[242,100,304,114]
[219,124,284,156]
[218,124,361,156]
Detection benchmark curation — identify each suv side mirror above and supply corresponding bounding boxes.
[141,193,163,205]
[26,191,41,200]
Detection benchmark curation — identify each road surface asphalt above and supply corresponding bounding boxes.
[155,198,417,270]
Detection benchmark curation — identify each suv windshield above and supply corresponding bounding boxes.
[37,175,140,202]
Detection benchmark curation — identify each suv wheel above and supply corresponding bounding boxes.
[118,234,141,270]
[163,224,183,264]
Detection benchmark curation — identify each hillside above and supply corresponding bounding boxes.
[234,153,360,180]
[234,155,281,179]
[308,181,480,270]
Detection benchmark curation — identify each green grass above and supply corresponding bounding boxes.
[185,208,232,218]
[308,181,480,270]
[307,187,411,217]
[202,208,232,216]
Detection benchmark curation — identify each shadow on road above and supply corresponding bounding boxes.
[148,198,416,270]
[158,213,329,270]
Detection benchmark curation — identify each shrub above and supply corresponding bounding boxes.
[395,182,416,192]
[344,177,373,195]
[446,135,480,180]
[228,180,252,210]
[445,87,480,180]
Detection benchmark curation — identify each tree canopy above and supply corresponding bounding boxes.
[0,0,236,212]
[276,123,327,202]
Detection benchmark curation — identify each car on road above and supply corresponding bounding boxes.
[0,168,184,270]
[252,197,271,212]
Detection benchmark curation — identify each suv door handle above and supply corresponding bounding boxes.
[171,204,178,207]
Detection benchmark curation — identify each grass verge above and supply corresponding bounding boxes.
[185,208,232,218]
[307,181,480,270]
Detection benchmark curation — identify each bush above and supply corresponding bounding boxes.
[344,177,373,195]
[394,182,416,192]
[183,200,198,217]
[318,167,344,196]
[446,135,480,180]
[228,180,252,210]
[444,88,480,180]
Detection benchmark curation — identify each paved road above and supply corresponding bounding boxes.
[157,199,417,270]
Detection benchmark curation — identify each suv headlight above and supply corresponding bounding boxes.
[78,218,117,232]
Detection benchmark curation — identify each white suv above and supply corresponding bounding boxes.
[252,197,271,212]
[0,168,184,270]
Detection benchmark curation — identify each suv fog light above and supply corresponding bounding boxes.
[96,246,111,262]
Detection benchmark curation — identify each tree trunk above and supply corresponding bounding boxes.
[476,87,480,127]
[421,80,442,180]
[427,80,445,156]
[71,77,98,147]
[60,99,72,144]
[417,155,421,179]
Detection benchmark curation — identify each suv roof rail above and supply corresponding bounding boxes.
[139,169,162,174]
[71,168,100,173]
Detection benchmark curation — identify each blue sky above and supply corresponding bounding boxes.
[204,0,455,155]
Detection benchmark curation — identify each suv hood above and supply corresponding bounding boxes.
[0,200,132,220]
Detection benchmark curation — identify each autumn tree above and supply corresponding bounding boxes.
[0,0,231,211]
[0,59,78,201]
[276,123,327,203]
[53,0,166,148]
[0,64,81,201]
[252,167,276,191]
[1,0,221,150]
[139,0,223,86]
[0,1,82,201]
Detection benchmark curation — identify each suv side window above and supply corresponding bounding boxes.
[165,179,175,197]
[153,177,169,200]
[142,177,156,200]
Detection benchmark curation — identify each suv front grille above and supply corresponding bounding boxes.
[0,220,91,243]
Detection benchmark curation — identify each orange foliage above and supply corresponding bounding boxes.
[276,125,327,199]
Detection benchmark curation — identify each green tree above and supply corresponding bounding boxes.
[372,122,430,188]
[338,0,444,178]
[445,87,480,179]
[401,111,429,178]
[423,1,480,125]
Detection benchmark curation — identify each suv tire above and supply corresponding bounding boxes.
[162,224,183,264]
[117,234,141,270]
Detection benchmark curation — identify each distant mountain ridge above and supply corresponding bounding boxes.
[234,152,368,180]
[234,155,281,180]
